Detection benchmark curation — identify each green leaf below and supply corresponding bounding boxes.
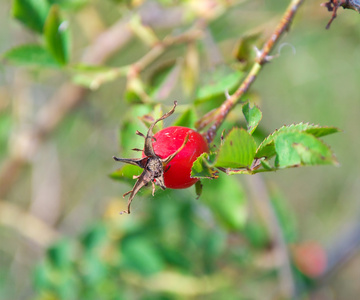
[255,123,340,159]
[270,188,297,243]
[110,163,143,183]
[195,67,243,104]
[201,175,247,231]
[149,61,181,100]
[12,0,50,33]
[119,109,150,156]
[195,180,203,199]
[274,131,338,168]
[121,236,164,276]
[2,44,59,67]
[233,33,261,71]
[44,5,70,65]
[242,102,262,134]
[47,239,77,269]
[0,113,11,157]
[48,0,88,10]
[215,128,257,168]
[191,152,218,179]
[173,107,198,128]
[304,126,340,138]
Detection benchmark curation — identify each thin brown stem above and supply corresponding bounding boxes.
[197,0,305,143]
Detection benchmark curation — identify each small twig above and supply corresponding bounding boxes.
[0,200,60,247]
[196,0,305,143]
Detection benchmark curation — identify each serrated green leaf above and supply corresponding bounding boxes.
[242,102,262,134]
[304,126,340,138]
[255,123,340,159]
[201,175,247,230]
[195,67,243,104]
[2,44,59,67]
[215,128,256,168]
[274,131,338,168]
[12,0,50,33]
[173,107,197,129]
[191,152,218,179]
[44,5,70,65]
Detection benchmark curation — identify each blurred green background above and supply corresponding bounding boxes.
[1,0,360,299]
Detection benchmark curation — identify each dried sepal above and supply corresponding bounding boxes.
[322,0,360,29]
[113,101,188,214]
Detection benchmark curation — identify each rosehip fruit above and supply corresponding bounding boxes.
[150,126,209,189]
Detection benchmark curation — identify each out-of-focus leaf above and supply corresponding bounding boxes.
[191,152,218,179]
[195,67,243,104]
[173,107,197,128]
[119,104,153,155]
[255,123,340,159]
[215,128,256,168]
[110,164,143,183]
[270,187,297,243]
[81,224,108,250]
[274,131,338,168]
[47,239,77,269]
[233,33,261,71]
[2,44,59,67]
[242,102,262,135]
[44,5,70,65]
[12,0,50,33]
[138,103,163,131]
[243,221,270,249]
[0,113,12,156]
[125,76,150,103]
[150,61,182,100]
[195,180,203,199]
[182,42,199,95]
[201,175,247,231]
[121,236,164,276]
[48,0,88,10]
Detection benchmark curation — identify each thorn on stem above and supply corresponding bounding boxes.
[224,89,231,99]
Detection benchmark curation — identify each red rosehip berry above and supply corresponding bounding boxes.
[150,126,209,189]
[113,101,209,214]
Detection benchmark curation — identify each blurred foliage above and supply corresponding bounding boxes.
[1,0,360,299]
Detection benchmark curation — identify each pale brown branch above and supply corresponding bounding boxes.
[0,200,60,248]
[0,5,188,198]
[197,0,305,143]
